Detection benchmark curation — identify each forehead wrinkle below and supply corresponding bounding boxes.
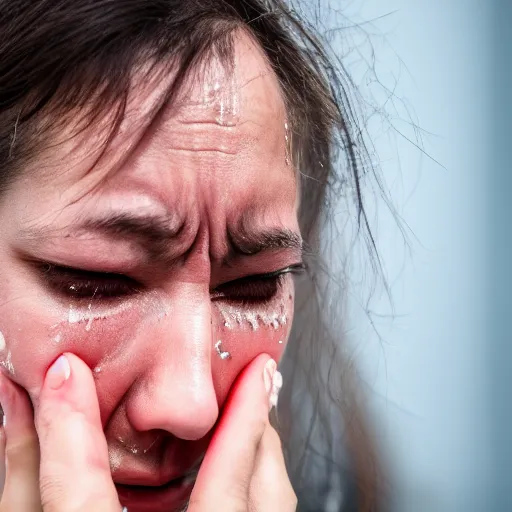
[161,125,243,156]
[77,211,197,265]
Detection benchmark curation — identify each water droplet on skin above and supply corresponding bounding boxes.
[205,71,240,127]
[0,351,15,375]
[215,340,232,360]
[67,306,81,324]
[284,121,292,166]
[215,94,240,127]
[245,312,259,331]
[109,449,123,472]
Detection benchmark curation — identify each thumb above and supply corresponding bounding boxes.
[188,354,277,511]
[34,353,120,512]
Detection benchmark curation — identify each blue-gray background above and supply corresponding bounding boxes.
[314,0,509,510]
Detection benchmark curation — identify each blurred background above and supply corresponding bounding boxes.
[311,0,509,510]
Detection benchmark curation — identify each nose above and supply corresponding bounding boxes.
[124,286,219,441]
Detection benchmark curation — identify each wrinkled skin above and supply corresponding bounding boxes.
[0,32,300,511]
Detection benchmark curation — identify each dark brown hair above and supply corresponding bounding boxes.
[0,1,385,510]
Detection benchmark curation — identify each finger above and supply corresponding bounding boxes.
[35,353,121,512]
[0,423,5,499]
[0,372,41,511]
[188,354,276,512]
[249,425,297,511]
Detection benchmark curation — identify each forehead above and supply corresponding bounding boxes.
[4,32,298,253]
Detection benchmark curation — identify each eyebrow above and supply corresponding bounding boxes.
[79,213,185,246]
[227,225,303,257]
[27,212,303,262]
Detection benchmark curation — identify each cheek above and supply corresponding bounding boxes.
[0,291,168,400]
[0,280,294,416]
[210,280,294,404]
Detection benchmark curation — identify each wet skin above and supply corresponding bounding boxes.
[0,33,301,511]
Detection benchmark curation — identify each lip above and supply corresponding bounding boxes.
[116,474,195,512]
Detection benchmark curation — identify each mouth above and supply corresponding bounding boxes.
[116,473,196,512]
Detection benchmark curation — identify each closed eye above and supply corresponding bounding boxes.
[35,262,305,304]
[211,264,305,304]
[37,263,141,300]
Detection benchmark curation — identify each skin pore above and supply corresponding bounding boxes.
[0,32,301,511]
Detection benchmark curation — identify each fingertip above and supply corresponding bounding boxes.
[45,354,71,390]
[43,352,90,391]
[42,352,96,399]
[230,353,279,413]
[38,352,102,431]
[36,354,118,510]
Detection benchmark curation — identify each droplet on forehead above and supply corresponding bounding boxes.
[201,65,240,127]
[284,120,292,166]
[0,331,5,351]
[214,83,240,127]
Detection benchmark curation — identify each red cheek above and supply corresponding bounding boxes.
[210,290,293,406]
[0,293,167,402]
[0,283,294,428]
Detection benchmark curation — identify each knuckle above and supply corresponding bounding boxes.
[264,425,282,447]
[39,473,67,511]
[248,415,267,445]
[5,434,39,468]
[39,474,118,512]
[288,490,298,509]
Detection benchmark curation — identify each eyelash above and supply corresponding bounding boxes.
[38,263,305,304]
[211,266,304,304]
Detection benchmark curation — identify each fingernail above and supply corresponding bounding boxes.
[269,371,283,410]
[46,355,71,390]
[263,359,277,394]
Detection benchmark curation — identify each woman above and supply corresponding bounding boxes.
[0,1,384,510]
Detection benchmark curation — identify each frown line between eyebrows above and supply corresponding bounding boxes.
[19,211,303,263]
[80,213,303,261]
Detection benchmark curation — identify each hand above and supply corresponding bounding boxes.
[0,353,297,511]
[189,354,297,511]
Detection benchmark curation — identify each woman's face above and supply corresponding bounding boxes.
[0,34,300,509]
